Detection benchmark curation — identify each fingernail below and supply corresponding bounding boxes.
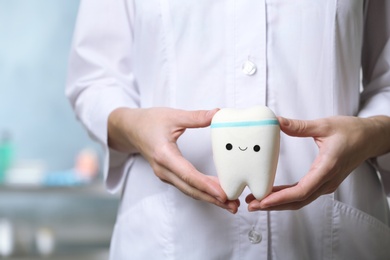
[248,201,260,212]
[227,208,236,214]
[249,206,267,212]
[259,201,270,209]
[213,188,227,204]
[252,200,270,211]
[248,206,257,212]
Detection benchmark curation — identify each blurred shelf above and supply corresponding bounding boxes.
[0,182,119,260]
[0,182,118,198]
[4,250,109,260]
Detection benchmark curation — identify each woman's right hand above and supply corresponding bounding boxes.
[108,107,239,214]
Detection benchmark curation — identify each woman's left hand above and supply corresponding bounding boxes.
[246,115,390,211]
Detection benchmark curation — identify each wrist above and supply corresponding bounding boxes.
[108,107,139,154]
[365,115,390,158]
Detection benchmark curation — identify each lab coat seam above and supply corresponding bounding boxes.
[225,0,234,108]
[235,213,240,259]
[330,3,338,258]
[267,211,272,260]
[158,3,177,258]
[329,194,335,260]
[265,2,270,109]
[233,0,237,108]
[297,7,303,109]
[238,211,243,260]
[123,0,135,41]
[263,0,268,107]
[159,0,177,108]
[331,0,338,116]
[331,200,340,260]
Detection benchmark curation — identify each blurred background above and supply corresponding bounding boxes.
[1,1,389,260]
[0,1,119,259]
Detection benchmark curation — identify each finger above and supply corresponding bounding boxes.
[249,183,331,211]
[175,109,219,129]
[235,199,241,208]
[171,155,228,202]
[209,176,241,207]
[257,162,331,208]
[271,183,298,192]
[245,194,256,204]
[258,181,316,208]
[165,171,239,213]
[248,175,334,211]
[155,143,228,203]
[161,166,238,212]
[278,117,325,138]
[245,183,298,204]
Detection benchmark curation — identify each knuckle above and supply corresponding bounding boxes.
[296,121,307,133]
[153,167,166,181]
[180,174,192,186]
[317,118,332,134]
[184,188,200,201]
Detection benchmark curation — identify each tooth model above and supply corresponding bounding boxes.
[211,106,280,200]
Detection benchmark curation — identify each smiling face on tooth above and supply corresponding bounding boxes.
[226,142,260,152]
[211,107,280,200]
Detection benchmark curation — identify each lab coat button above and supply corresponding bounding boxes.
[242,60,257,76]
[248,229,262,244]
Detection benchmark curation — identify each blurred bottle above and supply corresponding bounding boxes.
[0,131,13,184]
[74,148,99,180]
[35,227,55,257]
[0,218,14,257]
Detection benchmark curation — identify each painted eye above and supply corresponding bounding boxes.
[253,145,260,152]
[226,143,233,151]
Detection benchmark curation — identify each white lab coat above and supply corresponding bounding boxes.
[66,0,390,259]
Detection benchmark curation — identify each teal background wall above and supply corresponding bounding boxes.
[0,0,100,173]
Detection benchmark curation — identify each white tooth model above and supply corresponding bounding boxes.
[211,106,280,200]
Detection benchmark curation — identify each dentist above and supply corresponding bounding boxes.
[66,0,390,259]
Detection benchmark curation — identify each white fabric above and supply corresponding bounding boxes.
[66,0,390,259]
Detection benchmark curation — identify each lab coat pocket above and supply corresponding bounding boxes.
[332,200,390,259]
[109,192,173,260]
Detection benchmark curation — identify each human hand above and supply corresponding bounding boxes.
[246,115,390,211]
[108,107,240,213]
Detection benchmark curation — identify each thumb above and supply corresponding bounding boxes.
[176,108,220,129]
[278,117,320,138]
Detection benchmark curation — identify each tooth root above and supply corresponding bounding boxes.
[221,179,247,200]
[247,175,273,200]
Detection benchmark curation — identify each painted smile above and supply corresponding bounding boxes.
[238,146,248,151]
